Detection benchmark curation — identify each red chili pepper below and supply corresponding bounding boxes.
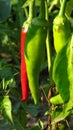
[20,28,29,102]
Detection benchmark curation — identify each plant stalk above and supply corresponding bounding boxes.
[59,0,67,16]
[28,0,35,21]
[24,8,29,18]
[45,0,53,85]
[40,0,45,19]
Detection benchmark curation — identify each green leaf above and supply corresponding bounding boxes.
[40,60,48,72]
[0,67,13,80]
[0,60,13,80]
[52,100,73,123]
[66,0,73,17]
[13,114,25,130]
[52,106,69,123]
[44,110,51,116]
[38,119,44,129]
[0,118,15,129]
[11,0,18,5]
[30,126,41,130]
[0,96,3,107]
[0,0,11,22]
[13,109,27,128]
[27,104,40,116]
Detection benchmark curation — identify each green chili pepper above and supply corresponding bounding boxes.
[24,0,48,104]
[50,0,71,105]
[50,94,64,105]
[53,0,71,53]
[2,96,13,123]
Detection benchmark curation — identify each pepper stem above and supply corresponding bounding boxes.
[39,0,45,19]
[59,0,67,16]
[28,0,35,21]
[45,0,53,85]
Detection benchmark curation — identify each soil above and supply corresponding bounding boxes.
[26,102,73,130]
[0,103,73,130]
[25,88,73,130]
[26,103,49,130]
[26,112,73,130]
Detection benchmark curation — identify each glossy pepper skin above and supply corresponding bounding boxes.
[20,28,29,102]
[24,18,47,104]
[20,0,35,102]
[53,16,71,53]
[53,0,71,53]
[50,94,64,105]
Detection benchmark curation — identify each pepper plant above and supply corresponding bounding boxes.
[1,0,73,130]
